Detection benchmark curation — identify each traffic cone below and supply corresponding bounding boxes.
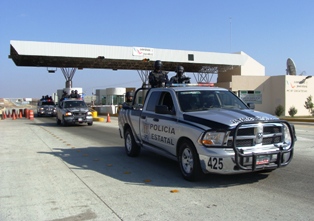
[12,112,17,120]
[2,111,6,120]
[19,110,23,118]
[19,109,24,118]
[106,113,111,123]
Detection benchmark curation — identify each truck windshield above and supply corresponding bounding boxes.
[177,90,248,112]
[42,102,55,105]
[64,101,86,108]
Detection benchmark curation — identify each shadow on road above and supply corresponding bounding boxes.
[38,145,269,189]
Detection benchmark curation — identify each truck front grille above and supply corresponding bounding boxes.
[227,123,283,148]
[72,112,86,117]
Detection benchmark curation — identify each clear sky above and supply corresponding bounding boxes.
[1,0,314,98]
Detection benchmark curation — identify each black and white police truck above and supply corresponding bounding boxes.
[118,84,296,181]
[56,98,93,126]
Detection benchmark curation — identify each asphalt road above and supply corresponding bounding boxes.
[0,117,313,221]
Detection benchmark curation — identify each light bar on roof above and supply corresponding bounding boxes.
[168,83,214,87]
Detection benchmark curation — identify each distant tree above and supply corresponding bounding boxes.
[304,95,314,116]
[288,106,297,117]
[275,105,284,117]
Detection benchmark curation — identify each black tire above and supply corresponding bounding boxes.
[56,116,61,125]
[87,121,93,126]
[124,127,140,157]
[62,116,68,126]
[178,139,202,181]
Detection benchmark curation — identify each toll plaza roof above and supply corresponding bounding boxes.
[9,40,249,73]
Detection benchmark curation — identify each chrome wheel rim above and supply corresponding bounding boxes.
[182,148,193,174]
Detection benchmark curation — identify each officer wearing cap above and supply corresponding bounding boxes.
[122,91,134,109]
[149,60,169,88]
[170,65,190,84]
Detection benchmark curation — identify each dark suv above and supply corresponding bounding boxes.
[37,99,57,117]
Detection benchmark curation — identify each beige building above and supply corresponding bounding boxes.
[217,74,313,117]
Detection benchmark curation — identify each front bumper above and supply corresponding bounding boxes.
[38,111,56,116]
[64,115,93,124]
[197,120,295,174]
[199,148,293,174]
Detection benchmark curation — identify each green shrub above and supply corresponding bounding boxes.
[304,95,314,116]
[288,106,297,117]
[275,105,284,117]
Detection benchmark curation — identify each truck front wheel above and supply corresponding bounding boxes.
[178,140,202,181]
[124,128,140,157]
[56,116,61,125]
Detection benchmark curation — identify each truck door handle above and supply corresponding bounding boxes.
[153,118,159,122]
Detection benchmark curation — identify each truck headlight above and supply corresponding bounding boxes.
[87,111,92,116]
[199,131,227,146]
[65,112,72,116]
[282,123,292,149]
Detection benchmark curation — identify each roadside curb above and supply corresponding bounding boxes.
[280,118,314,123]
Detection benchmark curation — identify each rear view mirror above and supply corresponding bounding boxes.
[247,103,255,109]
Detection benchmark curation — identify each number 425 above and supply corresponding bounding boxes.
[208,157,223,170]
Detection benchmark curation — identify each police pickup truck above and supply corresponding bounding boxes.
[56,98,93,126]
[118,84,296,181]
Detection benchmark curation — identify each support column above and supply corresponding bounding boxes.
[61,68,77,89]
[137,70,150,88]
[193,66,218,83]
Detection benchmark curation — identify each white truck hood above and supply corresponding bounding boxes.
[184,108,278,128]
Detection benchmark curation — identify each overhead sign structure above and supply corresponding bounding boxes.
[9,40,244,73]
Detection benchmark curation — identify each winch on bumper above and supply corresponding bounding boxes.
[197,120,295,174]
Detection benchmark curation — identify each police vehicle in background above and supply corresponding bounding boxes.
[118,83,296,181]
[37,96,57,117]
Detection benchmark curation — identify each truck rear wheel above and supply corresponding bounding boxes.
[178,140,202,181]
[124,128,140,157]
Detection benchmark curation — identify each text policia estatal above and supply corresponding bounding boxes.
[150,124,175,145]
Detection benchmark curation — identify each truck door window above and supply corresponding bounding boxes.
[146,91,161,112]
[160,92,174,112]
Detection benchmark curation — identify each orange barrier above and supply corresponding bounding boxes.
[28,110,34,120]
[25,109,28,119]
[106,113,111,123]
